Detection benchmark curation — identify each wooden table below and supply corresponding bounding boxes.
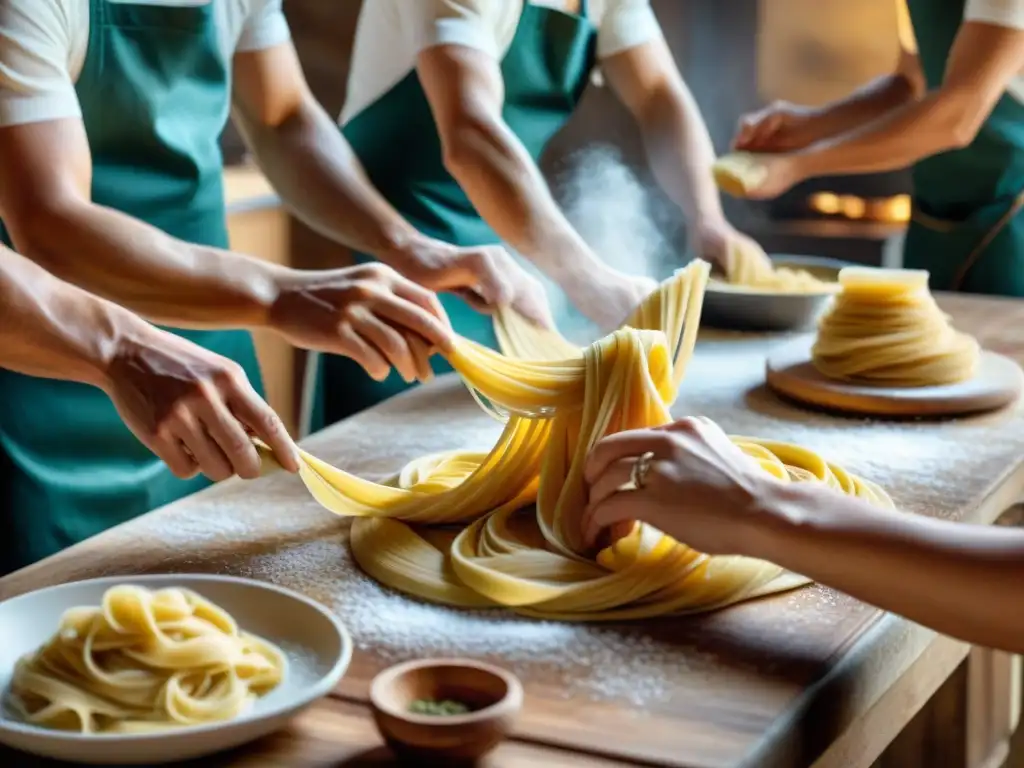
[3,294,1024,768]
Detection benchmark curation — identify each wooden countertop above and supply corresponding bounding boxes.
[2,294,1024,767]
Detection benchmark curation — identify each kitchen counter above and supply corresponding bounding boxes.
[2,293,1023,767]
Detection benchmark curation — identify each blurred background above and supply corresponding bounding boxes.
[223,0,917,277]
[223,0,922,435]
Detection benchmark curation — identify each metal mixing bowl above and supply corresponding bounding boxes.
[700,255,852,332]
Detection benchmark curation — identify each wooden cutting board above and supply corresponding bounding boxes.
[765,340,1024,417]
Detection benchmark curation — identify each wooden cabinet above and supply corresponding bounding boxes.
[222,167,297,436]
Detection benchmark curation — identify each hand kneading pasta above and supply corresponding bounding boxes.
[812,267,980,387]
[273,260,894,621]
[719,242,833,294]
[8,585,285,733]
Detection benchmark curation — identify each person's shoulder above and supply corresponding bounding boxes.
[226,0,290,54]
[592,0,661,58]
[0,0,85,127]
[394,0,520,59]
[0,0,83,37]
[964,0,1024,29]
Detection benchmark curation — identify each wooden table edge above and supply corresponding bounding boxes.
[740,459,1024,767]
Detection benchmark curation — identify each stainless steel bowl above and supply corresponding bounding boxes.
[701,255,853,332]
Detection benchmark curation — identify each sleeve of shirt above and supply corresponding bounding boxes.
[236,0,292,52]
[596,0,663,59]
[0,0,82,126]
[405,0,519,60]
[964,0,1024,29]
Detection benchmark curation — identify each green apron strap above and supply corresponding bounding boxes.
[913,189,1024,290]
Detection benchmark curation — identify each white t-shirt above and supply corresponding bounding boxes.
[340,0,663,125]
[956,0,1024,101]
[0,0,291,127]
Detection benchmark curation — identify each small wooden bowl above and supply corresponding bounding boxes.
[369,658,523,762]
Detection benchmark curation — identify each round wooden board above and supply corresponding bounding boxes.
[765,342,1024,418]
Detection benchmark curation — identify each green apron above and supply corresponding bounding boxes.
[903,0,1024,295]
[304,0,597,433]
[0,0,263,574]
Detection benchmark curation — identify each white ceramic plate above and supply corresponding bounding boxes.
[0,574,353,765]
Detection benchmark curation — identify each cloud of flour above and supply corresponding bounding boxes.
[522,144,677,343]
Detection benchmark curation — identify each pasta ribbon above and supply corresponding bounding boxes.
[281,260,894,620]
[9,586,285,733]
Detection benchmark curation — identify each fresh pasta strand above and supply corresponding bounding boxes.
[8,585,285,734]
[812,267,980,387]
[275,260,894,621]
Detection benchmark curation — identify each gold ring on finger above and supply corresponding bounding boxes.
[630,451,655,490]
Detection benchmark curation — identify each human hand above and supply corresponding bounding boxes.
[102,329,299,483]
[726,153,806,201]
[582,417,770,555]
[269,263,454,384]
[569,269,659,331]
[391,240,555,329]
[692,220,771,278]
[734,101,824,153]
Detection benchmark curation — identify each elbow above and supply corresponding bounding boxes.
[439,112,510,179]
[947,114,984,150]
[932,89,989,151]
[3,192,89,272]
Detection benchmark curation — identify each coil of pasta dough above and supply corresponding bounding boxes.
[269,260,894,621]
[812,267,981,387]
[712,152,767,198]
[8,585,285,734]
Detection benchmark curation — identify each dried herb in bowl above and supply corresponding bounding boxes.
[408,699,471,717]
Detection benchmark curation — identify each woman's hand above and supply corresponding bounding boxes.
[269,263,455,383]
[568,269,659,332]
[582,417,770,554]
[391,240,555,329]
[692,220,770,277]
[103,330,299,482]
[734,101,825,153]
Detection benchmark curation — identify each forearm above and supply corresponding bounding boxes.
[0,248,148,387]
[234,98,433,268]
[9,200,282,329]
[753,481,1024,653]
[637,81,725,226]
[441,117,608,284]
[802,72,920,139]
[792,91,969,178]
